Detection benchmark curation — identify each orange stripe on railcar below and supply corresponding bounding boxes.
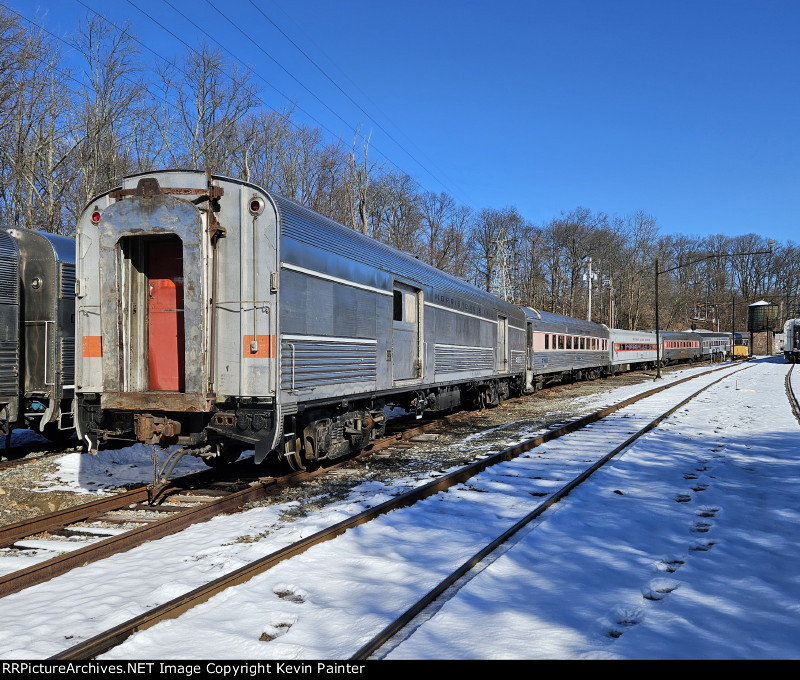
[243,335,276,358]
[82,336,103,357]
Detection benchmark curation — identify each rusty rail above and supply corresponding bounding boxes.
[786,364,800,424]
[351,363,753,659]
[51,362,748,660]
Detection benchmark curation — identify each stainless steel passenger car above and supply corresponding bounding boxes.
[75,171,526,468]
[609,329,657,372]
[784,319,800,363]
[522,308,610,391]
[0,227,75,441]
[695,330,731,361]
[659,331,701,364]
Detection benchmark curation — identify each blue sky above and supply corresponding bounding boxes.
[8,0,799,242]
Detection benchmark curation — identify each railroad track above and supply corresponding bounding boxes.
[0,401,507,599]
[0,434,137,472]
[786,363,800,424]
[0,440,81,473]
[0,362,690,596]
[46,361,751,660]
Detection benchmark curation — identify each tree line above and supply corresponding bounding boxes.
[1,10,797,330]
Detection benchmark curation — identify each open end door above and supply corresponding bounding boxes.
[147,237,185,392]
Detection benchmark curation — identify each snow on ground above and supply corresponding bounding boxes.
[0,358,797,660]
[35,443,210,493]
[387,357,800,659]
[24,361,739,495]
[0,427,63,450]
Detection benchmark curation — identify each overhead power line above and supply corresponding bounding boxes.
[244,0,465,200]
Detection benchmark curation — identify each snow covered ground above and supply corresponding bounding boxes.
[1,358,797,660]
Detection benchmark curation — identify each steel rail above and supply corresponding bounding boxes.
[786,363,800,424]
[351,363,753,659]
[50,361,748,660]
[0,359,716,542]
[0,405,491,597]
[0,462,235,547]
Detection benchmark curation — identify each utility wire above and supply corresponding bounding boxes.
[129,0,441,189]
[244,0,463,199]
[72,0,352,165]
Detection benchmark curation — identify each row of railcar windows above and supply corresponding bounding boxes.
[614,343,657,351]
[664,341,699,348]
[543,334,608,351]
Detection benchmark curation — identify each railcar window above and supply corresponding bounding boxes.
[566,336,572,349]
[558,335,565,349]
[404,292,417,323]
[579,337,585,350]
[393,291,403,321]
[544,334,549,349]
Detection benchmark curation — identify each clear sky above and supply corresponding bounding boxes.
[8,0,800,242]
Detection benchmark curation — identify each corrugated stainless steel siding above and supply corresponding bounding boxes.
[60,336,75,385]
[60,262,76,299]
[434,344,494,373]
[533,351,608,373]
[0,230,18,304]
[281,337,377,390]
[274,195,510,318]
[0,341,17,392]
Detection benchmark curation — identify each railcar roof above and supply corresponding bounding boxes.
[271,192,521,317]
[522,307,609,333]
[1,227,74,265]
[105,170,522,321]
[659,330,701,338]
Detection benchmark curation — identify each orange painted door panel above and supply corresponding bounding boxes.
[147,239,185,391]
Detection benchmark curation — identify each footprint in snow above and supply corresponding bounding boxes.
[642,578,681,601]
[259,613,298,641]
[689,540,718,552]
[683,473,699,480]
[691,520,713,533]
[273,584,308,604]
[654,558,685,573]
[605,606,644,639]
[691,482,709,492]
[674,493,692,503]
[695,505,720,518]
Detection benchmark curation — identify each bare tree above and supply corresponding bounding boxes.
[0,14,71,233]
[419,190,471,274]
[158,45,259,172]
[468,206,526,292]
[71,14,148,211]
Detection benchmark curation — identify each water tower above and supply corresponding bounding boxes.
[747,300,780,355]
